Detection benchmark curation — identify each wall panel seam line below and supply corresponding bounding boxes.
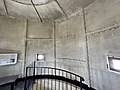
[3,0,9,15]
[31,0,43,22]
[23,19,28,76]
[27,38,54,40]
[54,20,57,68]
[82,8,91,86]
[54,0,68,18]
[85,25,120,36]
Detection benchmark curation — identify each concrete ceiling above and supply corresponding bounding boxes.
[0,0,95,21]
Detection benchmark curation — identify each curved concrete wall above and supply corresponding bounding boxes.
[0,0,120,89]
[85,0,120,90]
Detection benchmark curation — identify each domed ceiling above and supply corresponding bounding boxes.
[0,0,95,21]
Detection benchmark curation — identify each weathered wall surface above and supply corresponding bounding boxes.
[26,20,54,67]
[0,13,90,85]
[85,0,120,90]
[0,16,55,77]
[0,0,120,89]
[55,13,89,84]
[0,15,26,77]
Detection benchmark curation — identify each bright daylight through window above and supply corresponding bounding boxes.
[36,54,45,61]
[107,56,120,74]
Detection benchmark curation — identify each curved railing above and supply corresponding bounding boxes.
[24,61,95,90]
[0,61,96,90]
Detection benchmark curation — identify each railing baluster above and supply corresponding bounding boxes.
[44,79,45,90]
[51,69,53,90]
[40,68,42,90]
[70,74,72,90]
[24,67,28,90]
[48,68,49,90]
[62,71,64,90]
[66,72,68,90]
[39,80,40,90]
[33,61,36,77]
[44,68,45,75]
[55,69,56,90]
[40,79,42,90]
[41,68,42,75]
[36,79,38,90]
[80,77,82,90]
[44,68,45,90]
[75,76,77,90]
[36,68,38,90]
[59,70,60,90]
[29,68,31,76]
[11,82,14,90]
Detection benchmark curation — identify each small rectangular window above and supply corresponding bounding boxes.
[107,56,120,74]
[36,54,45,61]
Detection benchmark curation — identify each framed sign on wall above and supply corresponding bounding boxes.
[0,53,18,66]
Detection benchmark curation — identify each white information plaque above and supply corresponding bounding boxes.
[0,53,17,66]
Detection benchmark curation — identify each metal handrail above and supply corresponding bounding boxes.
[24,61,96,90]
[27,66,84,81]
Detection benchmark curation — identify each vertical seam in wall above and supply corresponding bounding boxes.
[23,19,28,76]
[55,0,68,18]
[54,20,56,68]
[31,0,43,22]
[26,20,29,39]
[3,0,9,15]
[82,8,91,87]
[54,20,57,90]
